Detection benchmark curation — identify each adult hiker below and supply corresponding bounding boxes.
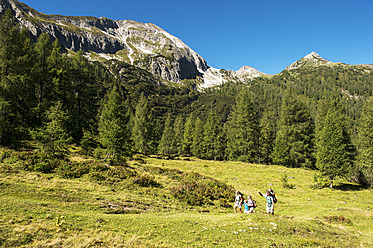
[258,190,274,215]
[234,190,244,213]
[268,187,277,204]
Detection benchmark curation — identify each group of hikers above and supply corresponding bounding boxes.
[234,188,277,215]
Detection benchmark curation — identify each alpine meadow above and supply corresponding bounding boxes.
[0,0,373,247]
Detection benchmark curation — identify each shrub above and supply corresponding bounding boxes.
[312,172,330,189]
[133,173,161,187]
[171,172,235,207]
[57,161,91,178]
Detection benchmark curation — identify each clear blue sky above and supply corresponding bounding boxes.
[21,0,373,75]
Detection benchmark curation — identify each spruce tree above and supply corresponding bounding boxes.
[0,98,11,145]
[182,113,195,155]
[315,105,355,188]
[158,113,175,154]
[355,97,373,186]
[98,85,131,161]
[201,110,225,160]
[132,93,153,155]
[259,109,277,165]
[173,115,184,155]
[31,101,72,157]
[226,87,260,162]
[191,117,204,157]
[272,93,315,168]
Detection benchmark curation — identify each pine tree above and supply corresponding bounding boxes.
[272,93,315,168]
[226,87,260,162]
[0,10,37,133]
[132,93,153,155]
[355,97,373,186]
[173,114,184,155]
[315,104,355,188]
[259,108,277,165]
[201,110,225,160]
[98,85,131,161]
[34,33,52,109]
[182,113,195,155]
[0,97,11,145]
[191,117,204,157]
[31,101,72,157]
[158,113,175,154]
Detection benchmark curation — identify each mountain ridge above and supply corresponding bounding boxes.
[0,0,272,88]
[0,0,371,88]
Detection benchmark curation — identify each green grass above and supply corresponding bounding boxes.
[0,150,372,247]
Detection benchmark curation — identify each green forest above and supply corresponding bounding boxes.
[1,10,373,188]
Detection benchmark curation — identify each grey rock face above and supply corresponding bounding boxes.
[0,0,208,83]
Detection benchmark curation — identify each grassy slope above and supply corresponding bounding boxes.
[0,152,372,247]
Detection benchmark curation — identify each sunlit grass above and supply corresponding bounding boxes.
[0,151,372,247]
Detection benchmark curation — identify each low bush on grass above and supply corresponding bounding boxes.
[133,173,161,187]
[171,172,235,207]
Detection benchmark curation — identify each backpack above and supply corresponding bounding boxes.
[268,190,277,204]
[271,193,277,204]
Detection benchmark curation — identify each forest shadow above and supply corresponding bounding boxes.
[334,183,368,191]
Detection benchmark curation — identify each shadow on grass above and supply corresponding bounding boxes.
[334,183,368,191]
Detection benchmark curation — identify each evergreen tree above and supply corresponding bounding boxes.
[34,33,52,110]
[98,85,131,161]
[315,104,355,188]
[272,93,315,168]
[173,114,184,155]
[182,113,195,155]
[0,97,11,145]
[132,93,153,155]
[0,10,36,132]
[191,117,204,157]
[31,101,72,157]
[226,87,260,162]
[68,51,98,140]
[259,108,277,165]
[201,110,225,160]
[355,97,373,186]
[158,113,175,154]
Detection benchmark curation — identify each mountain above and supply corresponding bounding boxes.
[285,52,333,71]
[0,0,266,88]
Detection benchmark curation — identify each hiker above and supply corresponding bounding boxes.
[243,200,249,213]
[247,195,256,213]
[234,190,244,213]
[258,190,274,215]
[268,187,277,204]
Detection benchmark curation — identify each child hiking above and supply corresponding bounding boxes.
[234,190,244,213]
[258,190,274,215]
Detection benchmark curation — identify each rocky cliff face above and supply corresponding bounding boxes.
[0,0,268,87]
[0,0,209,83]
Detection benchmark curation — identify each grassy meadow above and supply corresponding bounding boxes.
[0,148,372,247]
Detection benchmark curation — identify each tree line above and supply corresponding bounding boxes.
[1,10,373,187]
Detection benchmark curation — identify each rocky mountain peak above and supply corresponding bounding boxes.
[0,0,269,88]
[285,51,332,71]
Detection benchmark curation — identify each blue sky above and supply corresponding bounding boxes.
[21,0,373,75]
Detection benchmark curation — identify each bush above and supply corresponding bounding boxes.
[133,173,161,187]
[171,172,235,207]
[312,172,330,189]
[57,161,91,178]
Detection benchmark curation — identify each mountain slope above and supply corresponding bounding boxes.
[0,0,208,83]
[285,52,333,70]
[0,0,269,87]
